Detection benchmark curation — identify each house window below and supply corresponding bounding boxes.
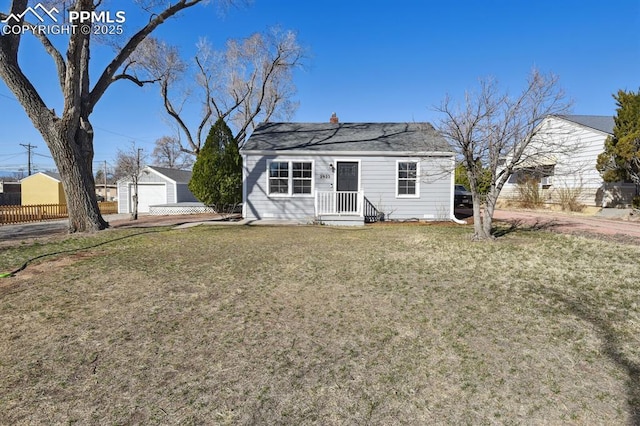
[292,162,312,194]
[508,165,555,185]
[397,161,418,196]
[268,160,313,196]
[269,161,289,194]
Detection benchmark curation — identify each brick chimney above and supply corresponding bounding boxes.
[330,112,339,124]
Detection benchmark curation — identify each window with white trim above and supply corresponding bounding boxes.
[268,160,313,196]
[397,161,418,196]
[269,161,289,194]
[292,162,312,194]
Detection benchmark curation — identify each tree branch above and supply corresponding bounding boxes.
[0,0,27,58]
[61,0,93,131]
[194,55,213,148]
[31,29,66,92]
[161,80,198,154]
[112,73,161,86]
[0,0,57,131]
[89,0,204,112]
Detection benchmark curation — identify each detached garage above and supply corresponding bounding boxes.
[117,166,198,214]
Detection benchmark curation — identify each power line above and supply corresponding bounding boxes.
[0,154,24,163]
[0,92,20,102]
[32,152,53,159]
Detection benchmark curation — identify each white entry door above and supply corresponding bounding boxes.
[133,184,166,213]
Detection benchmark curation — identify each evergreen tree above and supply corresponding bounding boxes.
[189,119,242,211]
[596,89,640,186]
[455,162,492,195]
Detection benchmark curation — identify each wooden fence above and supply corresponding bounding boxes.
[98,201,118,215]
[0,202,118,225]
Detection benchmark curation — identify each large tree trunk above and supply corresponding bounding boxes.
[1,0,211,233]
[48,119,108,233]
[472,188,497,240]
[482,190,498,239]
[471,194,486,239]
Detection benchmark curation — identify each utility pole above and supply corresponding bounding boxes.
[132,147,143,220]
[103,160,108,201]
[19,143,37,175]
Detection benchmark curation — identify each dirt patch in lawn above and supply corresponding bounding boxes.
[0,252,99,298]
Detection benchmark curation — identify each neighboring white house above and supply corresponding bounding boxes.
[241,119,458,225]
[499,115,637,207]
[117,166,197,214]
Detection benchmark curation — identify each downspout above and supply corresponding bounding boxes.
[241,153,247,219]
[450,156,467,224]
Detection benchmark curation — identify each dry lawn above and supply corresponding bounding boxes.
[0,224,638,424]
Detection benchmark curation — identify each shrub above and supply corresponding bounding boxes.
[633,196,640,210]
[556,186,585,212]
[515,177,544,208]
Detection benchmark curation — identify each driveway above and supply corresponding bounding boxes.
[0,213,229,246]
[491,208,640,242]
[0,214,134,242]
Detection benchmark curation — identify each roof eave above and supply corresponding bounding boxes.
[241,149,455,157]
[145,166,179,184]
[553,115,614,136]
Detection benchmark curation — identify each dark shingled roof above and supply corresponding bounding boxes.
[242,122,453,153]
[147,166,192,183]
[41,171,62,181]
[560,115,614,135]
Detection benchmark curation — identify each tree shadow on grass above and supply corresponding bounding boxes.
[491,218,566,238]
[535,286,640,425]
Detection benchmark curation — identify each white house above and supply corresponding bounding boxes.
[500,115,636,207]
[117,166,197,214]
[241,119,459,225]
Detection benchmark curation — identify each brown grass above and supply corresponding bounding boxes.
[0,224,638,424]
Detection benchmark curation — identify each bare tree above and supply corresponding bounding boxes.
[152,135,194,169]
[0,0,230,232]
[435,69,572,240]
[133,27,305,154]
[115,143,147,220]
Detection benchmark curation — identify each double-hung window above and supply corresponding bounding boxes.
[268,160,313,196]
[269,161,289,194]
[292,162,312,194]
[397,161,418,197]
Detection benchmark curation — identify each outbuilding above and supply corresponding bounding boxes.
[20,171,65,205]
[117,166,198,214]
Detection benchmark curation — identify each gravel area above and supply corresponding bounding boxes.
[493,208,640,243]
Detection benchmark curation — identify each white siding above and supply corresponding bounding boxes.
[500,116,618,206]
[117,170,184,213]
[117,180,129,213]
[243,153,454,221]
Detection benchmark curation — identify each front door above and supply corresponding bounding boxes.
[336,161,359,212]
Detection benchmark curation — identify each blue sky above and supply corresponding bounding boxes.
[1,0,639,175]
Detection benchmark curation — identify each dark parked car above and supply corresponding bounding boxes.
[454,184,473,207]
